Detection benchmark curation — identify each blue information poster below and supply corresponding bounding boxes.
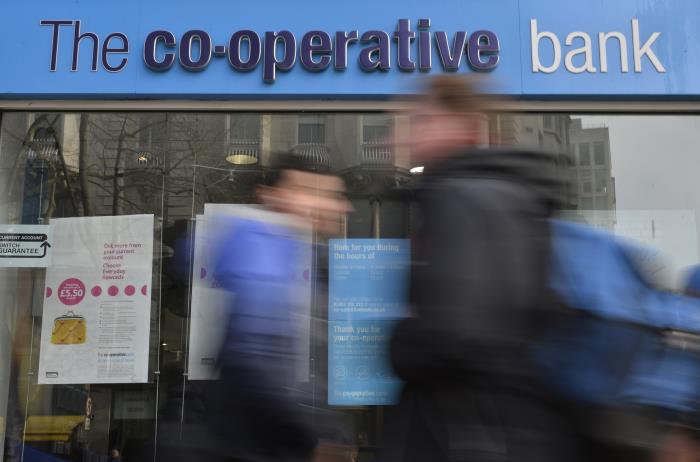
[328,239,410,405]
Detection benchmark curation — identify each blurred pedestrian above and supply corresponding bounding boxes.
[381,76,578,462]
[206,152,350,462]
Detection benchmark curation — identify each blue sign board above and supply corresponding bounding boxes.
[328,239,410,405]
[0,0,699,98]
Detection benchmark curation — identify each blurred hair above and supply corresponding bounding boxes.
[424,74,491,116]
[263,151,332,186]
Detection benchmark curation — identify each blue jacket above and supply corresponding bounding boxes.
[535,220,700,415]
[208,216,316,460]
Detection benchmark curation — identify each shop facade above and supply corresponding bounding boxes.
[0,0,699,461]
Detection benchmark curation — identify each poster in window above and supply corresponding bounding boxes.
[328,239,410,405]
[38,215,154,384]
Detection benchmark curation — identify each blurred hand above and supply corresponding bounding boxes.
[654,430,700,462]
[312,441,356,462]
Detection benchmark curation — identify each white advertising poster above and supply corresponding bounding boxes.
[186,213,231,381]
[38,215,154,384]
[187,204,311,381]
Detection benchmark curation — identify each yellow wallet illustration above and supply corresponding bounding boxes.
[51,312,86,345]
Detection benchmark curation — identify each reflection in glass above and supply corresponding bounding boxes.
[1,111,700,461]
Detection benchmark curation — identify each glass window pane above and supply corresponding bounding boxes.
[594,141,606,165]
[596,176,607,193]
[579,143,591,165]
[0,110,416,462]
[298,114,326,144]
[230,114,261,140]
[493,113,700,288]
[543,115,554,130]
[4,109,700,462]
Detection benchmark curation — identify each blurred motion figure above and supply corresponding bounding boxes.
[164,153,350,462]
[382,76,576,462]
[213,154,349,462]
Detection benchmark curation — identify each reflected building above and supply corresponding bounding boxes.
[490,114,572,154]
[266,113,413,239]
[489,114,617,227]
[569,118,617,229]
[6,113,617,234]
[489,113,578,209]
[3,112,412,231]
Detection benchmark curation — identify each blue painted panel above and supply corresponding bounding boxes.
[519,0,700,96]
[1,1,697,99]
[0,0,521,98]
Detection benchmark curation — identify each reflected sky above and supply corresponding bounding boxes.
[580,115,700,211]
[579,115,700,284]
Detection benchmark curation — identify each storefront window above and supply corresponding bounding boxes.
[596,176,607,193]
[594,141,606,165]
[0,111,415,462]
[1,111,699,461]
[498,114,700,289]
[297,115,327,145]
[579,143,591,165]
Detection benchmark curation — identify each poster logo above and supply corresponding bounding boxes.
[57,278,86,306]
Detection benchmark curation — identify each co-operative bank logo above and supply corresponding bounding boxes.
[39,17,666,82]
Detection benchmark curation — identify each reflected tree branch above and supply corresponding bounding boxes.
[112,116,129,215]
[51,126,80,217]
[3,115,48,197]
[78,114,94,216]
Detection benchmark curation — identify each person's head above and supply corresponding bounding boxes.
[407,75,489,166]
[258,152,350,236]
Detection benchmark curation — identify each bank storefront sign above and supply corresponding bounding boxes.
[2,0,699,98]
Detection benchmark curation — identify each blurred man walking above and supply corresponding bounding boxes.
[382,76,578,462]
